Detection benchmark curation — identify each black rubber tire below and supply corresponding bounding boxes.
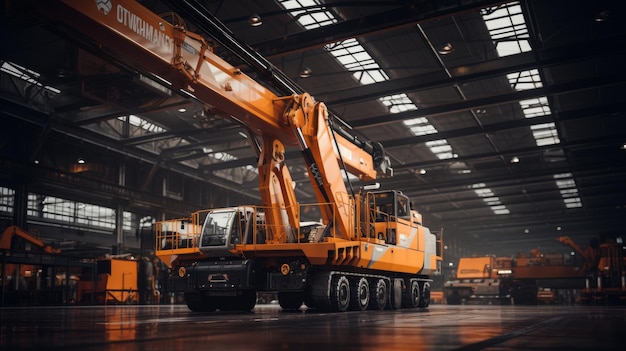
[184,292,216,312]
[332,275,350,312]
[369,278,388,310]
[349,277,370,311]
[418,282,430,307]
[240,290,257,311]
[402,280,420,308]
[278,292,304,311]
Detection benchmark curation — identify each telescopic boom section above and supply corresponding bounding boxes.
[36,0,386,240]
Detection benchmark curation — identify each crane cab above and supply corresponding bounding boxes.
[198,207,265,255]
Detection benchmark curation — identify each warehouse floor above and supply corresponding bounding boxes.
[1,304,624,350]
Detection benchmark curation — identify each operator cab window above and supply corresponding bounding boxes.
[397,195,409,219]
[200,211,234,247]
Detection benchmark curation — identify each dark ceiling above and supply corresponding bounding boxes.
[1,0,625,257]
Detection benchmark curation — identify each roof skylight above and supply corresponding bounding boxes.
[426,139,456,160]
[489,9,558,148]
[118,114,165,133]
[380,94,418,114]
[327,38,389,85]
[471,183,510,215]
[507,69,542,90]
[279,1,387,84]
[553,173,582,208]
[519,97,552,118]
[1,61,61,94]
[279,0,337,29]
[481,2,530,57]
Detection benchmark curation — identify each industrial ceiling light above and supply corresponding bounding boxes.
[438,43,454,55]
[510,156,520,163]
[299,67,312,78]
[593,9,610,22]
[77,158,86,164]
[419,168,427,175]
[248,14,262,27]
[178,108,186,113]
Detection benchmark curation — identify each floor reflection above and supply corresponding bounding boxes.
[0,305,624,350]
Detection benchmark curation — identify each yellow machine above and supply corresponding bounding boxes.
[27,0,443,312]
[78,258,139,304]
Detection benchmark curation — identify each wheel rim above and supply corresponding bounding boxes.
[335,276,350,311]
[358,281,368,306]
[352,278,369,310]
[411,281,420,306]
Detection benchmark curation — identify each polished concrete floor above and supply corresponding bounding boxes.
[1,304,625,350]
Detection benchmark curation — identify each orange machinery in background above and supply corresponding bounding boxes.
[77,255,162,305]
[442,256,514,305]
[443,233,626,305]
[2,225,155,305]
[0,225,61,255]
[507,248,587,305]
[78,257,139,304]
[559,233,626,304]
[0,225,83,305]
[443,250,587,305]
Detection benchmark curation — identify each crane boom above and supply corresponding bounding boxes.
[34,0,386,238]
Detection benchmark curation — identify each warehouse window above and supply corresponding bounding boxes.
[139,216,155,228]
[0,186,14,214]
[27,194,135,230]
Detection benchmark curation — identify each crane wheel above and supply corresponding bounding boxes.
[332,275,350,312]
[369,279,388,310]
[184,292,216,312]
[349,277,370,311]
[402,279,420,308]
[240,290,257,311]
[418,282,430,307]
[278,292,304,311]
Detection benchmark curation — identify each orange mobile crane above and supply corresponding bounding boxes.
[559,234,626,304]
[28,0,442,312]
